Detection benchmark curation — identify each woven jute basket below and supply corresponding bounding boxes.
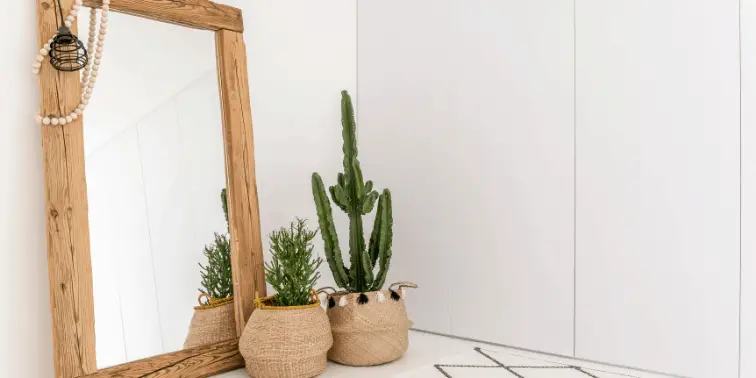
[183,294,236,349]
[326,282,417,366]
[239,294,332,378]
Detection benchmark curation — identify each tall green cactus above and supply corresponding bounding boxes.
[311,90,393,293]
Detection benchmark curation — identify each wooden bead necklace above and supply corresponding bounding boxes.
[33,0,110,126]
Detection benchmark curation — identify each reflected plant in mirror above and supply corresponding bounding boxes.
[198,189,233,301]
[184,189,236,350]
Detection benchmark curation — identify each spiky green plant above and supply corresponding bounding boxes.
[198,189,233,299]
[311,90,393,293]
[265,218,323,306]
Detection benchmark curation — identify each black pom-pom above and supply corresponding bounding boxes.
[358,293,369,304]
[390,290,401,301]
[328,297,336,308]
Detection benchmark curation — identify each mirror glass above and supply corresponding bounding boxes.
[79,8,230,369]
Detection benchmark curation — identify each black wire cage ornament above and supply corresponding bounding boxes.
[50,25,88,71]
[49,0,88,72]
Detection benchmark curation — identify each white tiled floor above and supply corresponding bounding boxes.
[217,331,670,378]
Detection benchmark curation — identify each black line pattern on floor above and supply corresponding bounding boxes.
[433,347,605,377]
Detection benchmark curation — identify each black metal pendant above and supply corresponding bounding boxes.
[49,26,88,72]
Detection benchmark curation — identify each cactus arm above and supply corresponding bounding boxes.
[367,193,384,267]
[353,160,366,200]
[362,191,379,215]
[347,162,374,291]
[312,173,350,289]
[341,90,358,171]
[371,189,393,291]
[329,185,349,212]
[348,215,372,292]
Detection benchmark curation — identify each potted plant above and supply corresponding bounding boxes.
[239,218,332,378]
[184,189,236,349]
[311,90,417,366]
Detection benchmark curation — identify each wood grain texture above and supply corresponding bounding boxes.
[216,29,266,336]
[82,0,243,32]
[80,340,243,378]
[37,1,98,377]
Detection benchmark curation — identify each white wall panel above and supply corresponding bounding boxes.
[575,1,740,376]
[741,1,756,377]
[357,0,575,353]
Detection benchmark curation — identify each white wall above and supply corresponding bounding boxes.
[233,0,357,291]
[741,1,756,377]
[1,1,356,375]
[575,1,740,377]
[358,0,744,377]
[0,2,54,377]
[357,0,575,355]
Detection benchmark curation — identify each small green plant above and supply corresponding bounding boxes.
[311,90,393,293]
[265,218,324,306]
[198,189,233,300]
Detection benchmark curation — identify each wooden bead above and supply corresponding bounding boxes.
[51,118,59,126]
[35,115,43,124]
[64,20,72,28]
[43,117,51,125]
[75,108,83,115]
[58,118,67,125]
[71,112,79,120]
[66,116,73,123]
[35,54,44,62]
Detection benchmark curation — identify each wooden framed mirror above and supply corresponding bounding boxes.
[35,0,265,377]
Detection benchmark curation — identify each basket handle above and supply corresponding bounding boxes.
[197,293,211,306]
[316,286,337,295]
[389,282,418,292]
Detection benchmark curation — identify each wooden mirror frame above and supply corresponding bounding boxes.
[35,1,266,377]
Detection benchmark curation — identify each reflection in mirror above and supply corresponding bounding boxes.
[79,8,230,369]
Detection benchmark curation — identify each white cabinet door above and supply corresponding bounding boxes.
[358,0,575,353]
[575,1,740,376]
